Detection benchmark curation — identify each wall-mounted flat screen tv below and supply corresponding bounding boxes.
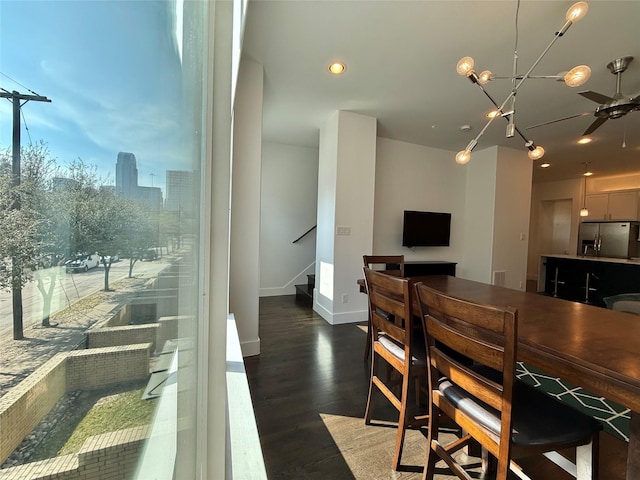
[402,210,451,247]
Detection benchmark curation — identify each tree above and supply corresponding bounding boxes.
[0,142,58,336]
[54,166,155,290]
[120,201,155,279]
[88,189,154,290]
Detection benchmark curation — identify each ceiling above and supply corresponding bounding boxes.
[241,0,640,184]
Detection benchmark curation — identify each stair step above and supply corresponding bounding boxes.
[307,274,315,288]
[295,283,313,307]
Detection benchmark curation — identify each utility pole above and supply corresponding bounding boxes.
[0,89,51,339]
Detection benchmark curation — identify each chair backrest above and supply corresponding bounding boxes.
[363,267,412,352]
[363,255,405,277]
[414,282,518,462]
[603,293,640,315]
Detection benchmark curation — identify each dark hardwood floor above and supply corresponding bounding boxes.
[246,295,628,479]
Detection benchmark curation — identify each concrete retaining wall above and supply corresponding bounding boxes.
[86,325,159,351]
[0,426,148,480]
[66,345,151,391]
[0,354,67,465]
[0,345,151,465]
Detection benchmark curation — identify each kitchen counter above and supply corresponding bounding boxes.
[539,254,640,306]
[541,253,640,265]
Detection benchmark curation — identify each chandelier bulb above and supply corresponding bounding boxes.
[455,149,472,165]
[456,57,475,76]
[564,65,591,87]
[527,145,545,160]
[478,70,493,84]
[566,2,589,23]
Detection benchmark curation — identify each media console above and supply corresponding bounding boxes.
[404,261,456,277]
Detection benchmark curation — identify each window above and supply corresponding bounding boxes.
[0,1,221,477]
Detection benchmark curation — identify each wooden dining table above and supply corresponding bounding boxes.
[358,274,640,479]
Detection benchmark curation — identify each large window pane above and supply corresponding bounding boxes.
[0,1,206,477]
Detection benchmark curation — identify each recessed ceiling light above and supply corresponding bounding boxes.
[584,170,593,176]
[328,62,346,75]
[577,137,592,144]
[540,163,550,168]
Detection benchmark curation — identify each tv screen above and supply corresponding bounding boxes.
[402,210,451,247]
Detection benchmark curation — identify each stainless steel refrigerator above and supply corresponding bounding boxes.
[578,221,640,258]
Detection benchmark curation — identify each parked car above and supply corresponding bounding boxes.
[102,254,120,264]
[141,248,158,261]
[65,254,101,273]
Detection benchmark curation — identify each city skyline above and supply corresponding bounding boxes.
[0,1,191,195]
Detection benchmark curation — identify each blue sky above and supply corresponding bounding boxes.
[0,0,187,194]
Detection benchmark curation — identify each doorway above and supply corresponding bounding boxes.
[539,199,572,256]
[527,199,572,293]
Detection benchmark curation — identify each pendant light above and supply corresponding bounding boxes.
[580,162,592,217]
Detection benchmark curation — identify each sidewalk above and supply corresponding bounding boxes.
[0,274,156,398]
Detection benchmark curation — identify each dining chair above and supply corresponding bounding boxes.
[362,255,405,361]
[603,293,640,315]
[414,282,602,480]
[363,267,428,470]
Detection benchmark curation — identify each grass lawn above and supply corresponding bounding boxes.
[59,387,157,455]
[23,383,157,463]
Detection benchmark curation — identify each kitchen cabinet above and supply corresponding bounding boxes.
[584,191,638,221]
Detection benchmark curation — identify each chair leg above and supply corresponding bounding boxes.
[364,318,371,361]
[364,351,377,425]
[422,408,440,480]
[576,436,598,480]
[392,374,411,470]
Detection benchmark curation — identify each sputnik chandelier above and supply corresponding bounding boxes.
[455,1,590,165]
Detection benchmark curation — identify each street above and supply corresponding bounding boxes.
[0,258,172,336]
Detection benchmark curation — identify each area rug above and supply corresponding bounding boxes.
[320,413,481,480]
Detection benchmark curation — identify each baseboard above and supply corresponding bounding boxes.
[259,286,296,297]
[313,301,368,325]
[240,338,261,357]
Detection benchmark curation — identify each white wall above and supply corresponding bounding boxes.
[373,138,467,263]
[315,112,339,316]
[258,131,535,322]
[492,146,533,290]
[460,146,532,290]
[259,142,318,296]
[461,148,497,284]
[315,111,377,325]
[230,58,263,356]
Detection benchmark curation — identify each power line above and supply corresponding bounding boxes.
[20,109,33,145]
[0,72,42,97]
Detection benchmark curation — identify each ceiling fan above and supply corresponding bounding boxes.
[527,56,640,135]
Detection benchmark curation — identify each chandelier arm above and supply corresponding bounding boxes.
[475,80,534,145]
[468,19,574,148]
[512,20,574,94]
[492,75,563,80]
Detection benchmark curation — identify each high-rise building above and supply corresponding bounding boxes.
[135,186,164,212]
[165,170,195,213]
[115,152,138,197]
[115,151,163,211]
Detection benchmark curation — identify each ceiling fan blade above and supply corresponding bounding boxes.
[526,112,592,130]
[579,90,614,104]
[583,117,608,135]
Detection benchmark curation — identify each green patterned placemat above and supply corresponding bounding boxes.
[516,362,630,442]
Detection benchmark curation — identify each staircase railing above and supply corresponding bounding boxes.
[292,225,316,244]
